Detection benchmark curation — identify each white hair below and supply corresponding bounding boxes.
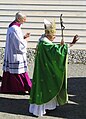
[15,12,26,21]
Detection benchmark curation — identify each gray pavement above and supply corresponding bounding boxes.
[0,64,86,119]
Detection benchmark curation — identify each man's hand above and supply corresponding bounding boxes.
[60,39,65,45]
[71,35,79,44]
[69,35,79,47]
[24,33,30,39]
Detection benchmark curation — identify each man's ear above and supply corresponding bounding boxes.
[17,17,21,22]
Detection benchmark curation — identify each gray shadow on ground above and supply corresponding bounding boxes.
[46,77,86,119]
[0,77,86,119]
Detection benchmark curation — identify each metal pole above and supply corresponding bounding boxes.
[60,14,65,42]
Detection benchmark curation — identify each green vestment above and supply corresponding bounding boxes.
[29,37,68,105]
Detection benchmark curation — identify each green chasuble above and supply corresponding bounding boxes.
[29,37,68,105]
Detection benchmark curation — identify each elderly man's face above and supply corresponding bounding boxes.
[46,34,56,41]
[49,35,56,41]
[18,16,27,24]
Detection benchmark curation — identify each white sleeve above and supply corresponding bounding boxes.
[10,27,27,54]
[67,44,70,54]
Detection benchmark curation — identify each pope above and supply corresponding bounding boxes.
[29,19,79,116]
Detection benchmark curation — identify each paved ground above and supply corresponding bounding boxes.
[0,64,86,119]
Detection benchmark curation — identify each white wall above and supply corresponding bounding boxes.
[0,0,86,49]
